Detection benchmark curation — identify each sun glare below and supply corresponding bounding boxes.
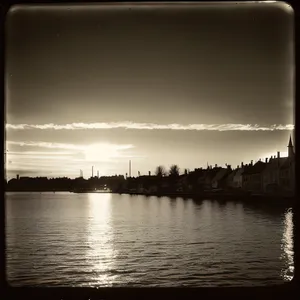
[84,143,133,162]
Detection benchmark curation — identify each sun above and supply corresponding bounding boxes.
[84,143,118,162]
[84,143,134,162]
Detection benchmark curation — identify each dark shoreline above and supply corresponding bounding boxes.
[121,192,295,206]
[5,190,295,205]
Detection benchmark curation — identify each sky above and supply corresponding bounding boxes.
[5,2,295,179]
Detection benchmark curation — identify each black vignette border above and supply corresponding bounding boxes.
[0,0,299,299]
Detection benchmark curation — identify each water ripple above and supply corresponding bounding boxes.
[5,192,293,287]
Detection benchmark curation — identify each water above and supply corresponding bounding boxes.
[5,192,294,287]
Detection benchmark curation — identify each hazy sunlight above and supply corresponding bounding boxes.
[84,143,134,162]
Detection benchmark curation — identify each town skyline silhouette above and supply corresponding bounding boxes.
[6,134,295,199]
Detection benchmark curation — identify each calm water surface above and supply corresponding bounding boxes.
[5,192,294,287]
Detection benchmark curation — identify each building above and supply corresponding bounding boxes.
[177,174,191,192]
[232,166,245,189]
[211,166,231,189]
[242,161,266,194]
[182,168,205,192]
[262,135,295,194]
[279,158,295,194]
[201,166,221,190]
[262,154,288,193]
[225,168,238,189]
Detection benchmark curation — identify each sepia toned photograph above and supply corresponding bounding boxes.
[4,2,295,287]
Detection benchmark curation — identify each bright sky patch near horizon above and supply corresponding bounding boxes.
[5,2,294,179]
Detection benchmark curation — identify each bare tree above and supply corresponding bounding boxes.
[169,165,180,177]
[155,165,166,177]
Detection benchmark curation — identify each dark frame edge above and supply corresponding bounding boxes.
[1,0,299,299]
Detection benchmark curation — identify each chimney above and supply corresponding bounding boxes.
[241,162,244,168]
[277,151,280,159]
[92,166,94,178]
[129,160,131,177]
[97,171,99,178]
[237,165,239,169]
[148,171,151,176]
[16,174,19,180]
[265,158,268,163]
[251,160,253,166]
[215,164,217,168]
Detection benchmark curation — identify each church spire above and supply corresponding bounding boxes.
[288,134,294,157]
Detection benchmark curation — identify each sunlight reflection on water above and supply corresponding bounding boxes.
[280,208,294,281]
[86,193,116,286]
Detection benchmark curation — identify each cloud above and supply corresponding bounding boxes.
[7,152,76,161]
[7,151,75,155]
[5,141,141,175]
[6,141,85,150]
[6,141,135,151]
[5,122,295,131]
[6,141,139,161]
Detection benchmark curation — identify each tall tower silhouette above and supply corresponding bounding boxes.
[288,134,294,158]
[129,160,131,177]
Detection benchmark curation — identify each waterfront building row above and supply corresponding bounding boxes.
[130,136,295,196]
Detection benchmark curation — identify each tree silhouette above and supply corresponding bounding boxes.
[155,165,166,177]
[169,165,180,178]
